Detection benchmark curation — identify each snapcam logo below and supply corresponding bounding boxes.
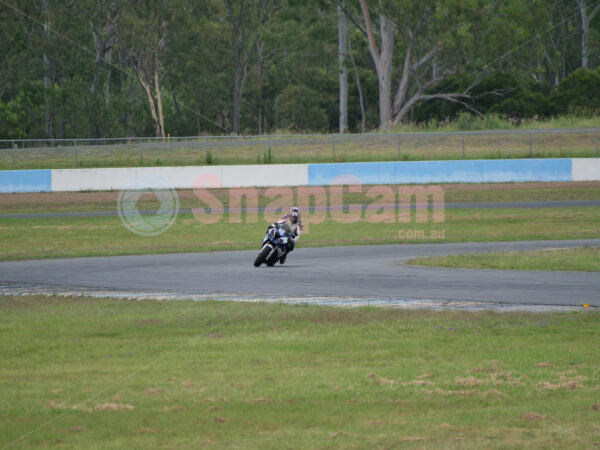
[117,177,179,237]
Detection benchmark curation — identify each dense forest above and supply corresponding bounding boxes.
[1,0,600,140]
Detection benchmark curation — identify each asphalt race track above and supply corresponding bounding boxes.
[1,239,599,308]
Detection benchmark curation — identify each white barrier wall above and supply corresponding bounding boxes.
[51,164,309,191]
[572,158,600,181]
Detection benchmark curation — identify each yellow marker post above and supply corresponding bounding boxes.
[583,304,590,308]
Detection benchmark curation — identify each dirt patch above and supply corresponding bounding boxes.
[424,389,475,396]
[366,373,395,386]
[213,416,228,423]
[143,387,166,395]
[0,191,119,206]
[484,389,503,396]
[403,379,434,386]
[536,362,554,368]
[164,405,185,412]
[438,181,600,193]
[65,426,84,433]
[537,380,581,390]
[400,436,429,442]
[94,403,134,411]
[435,423,454,429]
[5,181,597,207]
[47,401,67,410]
[138,428,159,434]
[330,431,359,438]
[521,412,547,421]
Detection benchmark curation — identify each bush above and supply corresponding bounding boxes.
[0,99,24,139]
[550,67,600,115]
[454,112,513,131]
[274,85,329,133]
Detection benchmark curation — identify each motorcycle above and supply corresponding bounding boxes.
[253,223,290,267]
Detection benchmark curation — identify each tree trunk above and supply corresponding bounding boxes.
[338,2,348,134]
[136,71,162,138]
[359,0,395,129]
[578,0,600,69]
[347,31,366,133]
[154,64,165,138]
[233,29,242,134]
[42,0,54,138]
[376,16,395,129]
[257,38,265,134]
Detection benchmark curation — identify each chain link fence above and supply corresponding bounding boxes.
[1,128,598,170]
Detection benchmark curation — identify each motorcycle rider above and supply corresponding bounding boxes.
[272,207,302,264]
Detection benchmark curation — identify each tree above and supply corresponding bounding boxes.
[357,0,395,129]
[338,1,348,133]
[90,0,120,106]
[274,84,328,132]
[120,0,171,138]
[577,0,600,69]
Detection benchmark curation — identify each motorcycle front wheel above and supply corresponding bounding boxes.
[253,246,271,267]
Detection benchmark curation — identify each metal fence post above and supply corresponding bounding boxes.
[596,132,599,157]
[332,139,336,162]
[12,141,16,169]
[74,139,79,167]
[461,135,465,159]
[140,147,144,165]
[397,135,401,160]
[529,133,533,156]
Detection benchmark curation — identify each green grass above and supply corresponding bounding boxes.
[1,205,599,261]
[1,295,599,449]
[2,114,598,169]
[408,247,600,272]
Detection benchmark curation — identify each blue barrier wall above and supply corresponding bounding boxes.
[307,159,573,185]
[0,169,52,193]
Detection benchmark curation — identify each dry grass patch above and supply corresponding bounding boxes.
[455,376,483,387]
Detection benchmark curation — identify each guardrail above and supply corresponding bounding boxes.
[1,128,599,170]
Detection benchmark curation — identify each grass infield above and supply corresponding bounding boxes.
[0,205,599,261]
[1,296,599,448]
[407,247,600,272]
[0,183,599,261]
